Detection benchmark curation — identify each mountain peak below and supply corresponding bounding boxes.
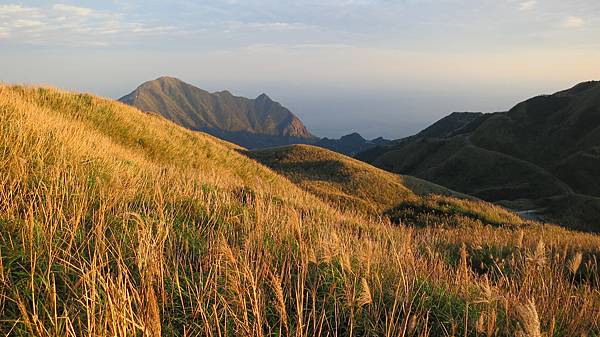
[135,76,189,92]
[256,93,272,102]
[119,78,314,148]
[314,132,391,156]
[560,81,600,96]
[152,76,184,84]
[215,90,233,97]
[340,132,366,142]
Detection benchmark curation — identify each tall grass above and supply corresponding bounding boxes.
[1,85,599,336]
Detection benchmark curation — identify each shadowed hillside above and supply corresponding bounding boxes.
[416,112,484,138]
[119,76,316,148]
[358,82,600,231]
[2,84,600,336]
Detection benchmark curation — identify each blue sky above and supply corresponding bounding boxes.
[1,0,600,138]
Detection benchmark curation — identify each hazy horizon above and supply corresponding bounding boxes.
[2,74,591,139]
[2,0,600,138]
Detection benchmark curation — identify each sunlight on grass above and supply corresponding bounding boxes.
[1,85,599,336]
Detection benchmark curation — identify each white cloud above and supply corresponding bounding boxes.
[0,3,177,46]
[130,24,176,33]
[560,16,585,29]
[519,1,537,11]
[52,4,92,17]
[247,22,310,32]
[0,4,39,16]
[219,20,315,34]
[12,19,44,28]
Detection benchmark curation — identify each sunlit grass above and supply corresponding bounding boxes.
[0,85,599,336]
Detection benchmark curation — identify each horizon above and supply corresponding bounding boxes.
[2,0,600,138]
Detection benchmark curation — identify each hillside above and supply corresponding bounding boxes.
[247,145,526,227]
[314,132,391,156]
[2,84,600,336]
[357,81,600,231]
[119,76,316,148]
[416,112,485,138]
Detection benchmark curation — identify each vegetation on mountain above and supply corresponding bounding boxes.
[416,112,485,138]
[358,82,600,231]
[119,76,316,148]
[247,144,522,228]
[1,85,600,336]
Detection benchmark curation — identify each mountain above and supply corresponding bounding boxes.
[416,112,484,138]
[357,81,600,231]
[119,76,316,148]
[313,132,391,156]
[3,84,600,334]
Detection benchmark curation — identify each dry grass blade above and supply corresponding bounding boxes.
[357,278,372,307]
[514,299,542,337]
[569,252,583,275]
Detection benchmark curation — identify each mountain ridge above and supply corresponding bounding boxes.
[357,81,600,230]
[314,132,391,156]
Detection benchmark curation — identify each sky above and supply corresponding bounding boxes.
[1,1,600,138]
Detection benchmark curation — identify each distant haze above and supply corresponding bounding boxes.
[1,1,600,139]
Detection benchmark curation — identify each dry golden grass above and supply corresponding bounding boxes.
[1,85,600,336]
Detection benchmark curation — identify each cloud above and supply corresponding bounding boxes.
[0,3,178,46]
[243,22,313,32]
[12,19,44,28]
[0,4,39,16]
[519,1,537,11]
[250,22,298,31]
[560,16,585,29]
[52,4,92,17]
[129,24,176,33]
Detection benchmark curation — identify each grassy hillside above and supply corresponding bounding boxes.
[1,85,600,336]
[247,145,524,227]
[357,82,600,231]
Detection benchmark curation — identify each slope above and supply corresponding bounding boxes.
[2,84,600,335]
[119,76,316,148]
[247,144,525,227]
[357,81,600,231]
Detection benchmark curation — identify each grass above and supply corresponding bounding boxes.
[0,85,599,336]
[248,145,524,227]
[248,144,416,214]
[355,81,600,231]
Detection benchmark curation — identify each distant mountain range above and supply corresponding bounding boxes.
[314,132,391,156]
[357,81,600,231]
[120,76,391,152]
[119,76,316,148]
